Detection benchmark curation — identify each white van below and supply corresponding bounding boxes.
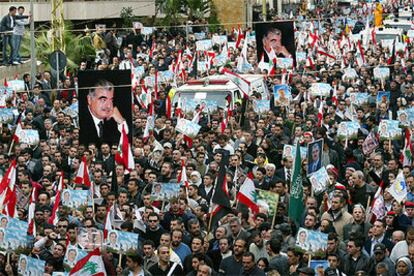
[173,74,269,112]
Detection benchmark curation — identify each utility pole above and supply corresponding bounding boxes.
[30,0,36,88]
[262,0,267,21]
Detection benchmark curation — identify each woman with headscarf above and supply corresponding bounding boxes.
[396,257,414,276]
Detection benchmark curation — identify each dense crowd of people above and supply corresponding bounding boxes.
[2,0,414,275]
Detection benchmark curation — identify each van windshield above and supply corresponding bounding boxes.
[175,91,234,110]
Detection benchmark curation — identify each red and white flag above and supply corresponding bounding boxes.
[237,173,259,214]
[221,68,250,97]
[143,102,155,141]
[115,124,135,171]
[367,187,385,223]
[69,248,107,276]
[317,101,324,127]
[49,173,64,226]
[0,160,17,218]
[356,40,366,66]
[74,156,91,187]
[177,159,189,188]
[27,186,38,236]
[103,207,112,239]
[400,129,413,167]
[12,119,23,143]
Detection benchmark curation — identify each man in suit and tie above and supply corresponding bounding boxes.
[0,6,17,65]
[275,156,293,184]
[308,141,322,174]
[80,79,127,147]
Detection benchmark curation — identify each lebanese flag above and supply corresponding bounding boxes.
[149,41,156,58]
[306,56,316,70]
[317,50,336,60]
[12,119,23,143]
[236,173,259,214]
[400,129,413,167]
[177,159,189,188]
[49,173,64,226]
[235,25,244,49]
[356,40,366,66]
[69,248,107,276]
[332,83,338,106]
[0,160,17,218]
[103,207,112,239]
[317,101,324,127]
[221,68,250,97]
[74,156,91,187]
[367,187,385,223]
[154,70,159,100]
[192,102,205,124]
[175,93,183,118]
[115,124,135,171]
[27,186,38,236]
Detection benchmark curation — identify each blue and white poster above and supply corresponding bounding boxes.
[61,189,92,209]
[18,255,45,276]
[295,227,328,253]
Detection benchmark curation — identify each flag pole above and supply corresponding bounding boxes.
[118,253,123,268]
[7,139,14,156]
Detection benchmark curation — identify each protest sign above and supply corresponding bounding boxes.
[253,100,270,114]
[283,145,307,160]
[295,227,328,253]
[309,83,332,97]
[176,118,201,139]
[398,110,410,126]
[196,39,213,51]
[194,32,206,40]
[61,189,92,209]
[378,120,401,141]
[362,132,379,155]
[352,93,369,106]
[337,121,360,141]
[256,189,279,217]
[273,84,292,106]
[376,91,390,106]
[373,67,390,80]
[275,58,294,69]
[309,167,329,195]
[8,80,25,93]
[18,255,45,276]
[151,182,181,201]
[105,229,139,254]
[78,228,103,251]
[308,139,323,175]
[141,27,154,35]
[0,215,29,252]
[18,130,40,146]
[212,35,228,45]
[0,108,14,124]
[64,245,88,269]
[310,260,329,276]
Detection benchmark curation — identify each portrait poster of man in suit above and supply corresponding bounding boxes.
[255,21,296,64]
[78,70,132,147]
[307,139,323,175]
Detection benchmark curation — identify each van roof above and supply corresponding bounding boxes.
[176,74,265,93]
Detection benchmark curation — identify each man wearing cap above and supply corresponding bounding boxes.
[405,201,414,225]
[297,267,315,276]
[367,243,395,276]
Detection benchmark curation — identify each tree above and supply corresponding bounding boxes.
[21,22,95,73]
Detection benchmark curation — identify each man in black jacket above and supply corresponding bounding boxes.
[0,6,17,65]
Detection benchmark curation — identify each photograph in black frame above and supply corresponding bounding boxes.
[255,21,296,64]
[78,70,132,147]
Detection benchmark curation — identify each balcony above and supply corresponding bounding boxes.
[0,0,155,22]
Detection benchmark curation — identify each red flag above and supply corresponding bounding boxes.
[69,248,107,276]
[115,124,135,171]
[74,156,91,187]
[27,186,38,236]
[0,160,17,218]
[154,70,159,100]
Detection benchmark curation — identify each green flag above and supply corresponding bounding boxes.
[289,141,304,225]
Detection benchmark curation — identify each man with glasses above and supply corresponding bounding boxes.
[342,239,370,276]
[142,213,165,248]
